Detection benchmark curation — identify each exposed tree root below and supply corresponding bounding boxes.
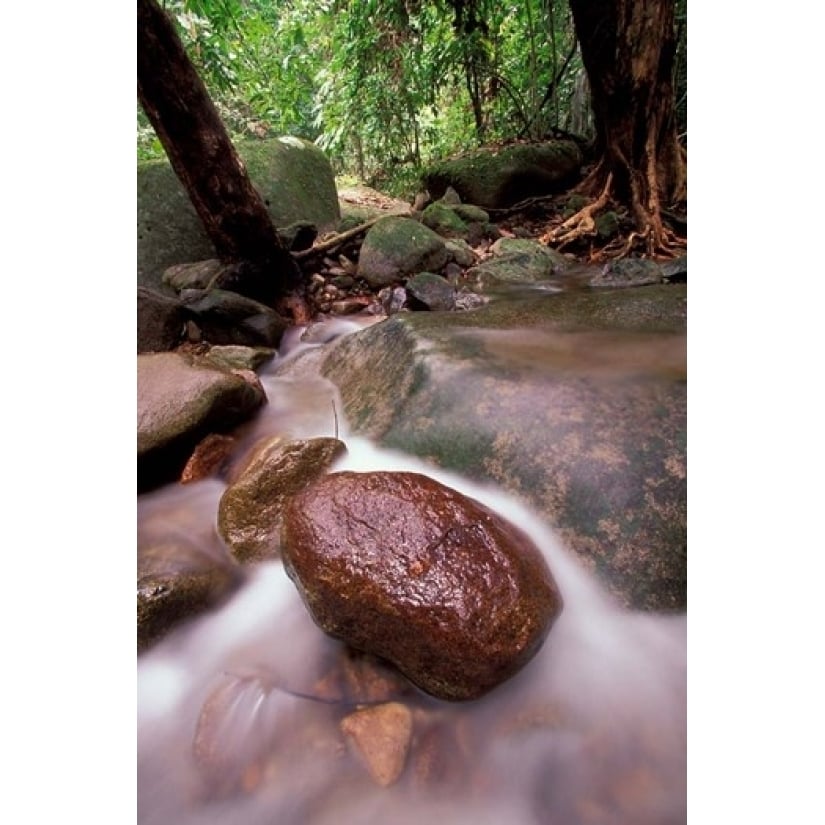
[540,159,687,260]
[540,172,614,249]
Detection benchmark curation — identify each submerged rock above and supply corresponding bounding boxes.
[281,470,563,701]
[340,702,414,787]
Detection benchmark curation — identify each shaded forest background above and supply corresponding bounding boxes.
[137,0,687,198]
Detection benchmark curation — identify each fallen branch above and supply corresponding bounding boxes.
[292,217,382,261]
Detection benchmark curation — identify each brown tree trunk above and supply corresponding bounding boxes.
[551,0,686,256]
[137,0,300,299]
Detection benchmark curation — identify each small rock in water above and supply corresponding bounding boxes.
[281,471,563,701]
[180,433,236,483]
[405,271,456,311]
[218,436,347,563]
[379,285,409,315]
[590,257,663,288]
[340,702,413,787]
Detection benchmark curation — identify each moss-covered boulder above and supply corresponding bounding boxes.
[423,141,582,210]
[465,238,573,288]
[357,217,449,288]
[138,136,340,290]
[421,202,469,238]
[320,286,687,611]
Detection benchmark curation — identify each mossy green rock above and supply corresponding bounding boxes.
[320,286,687,610]
[218,436,347,563]
[138,136,340,290]
[423,141,582,210]
[421,202,469,238]
[466,239,572,288]
[357,217,449,288]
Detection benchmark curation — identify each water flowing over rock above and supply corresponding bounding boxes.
[320,286,687,610]
[218,436,347,563]
[340,702,414,787]
[281,470,563,701]
[138,351,266,491]
[138,481,241,651]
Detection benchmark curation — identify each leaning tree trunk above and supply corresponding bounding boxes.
[549,0,686,256]
[137,0,300,300]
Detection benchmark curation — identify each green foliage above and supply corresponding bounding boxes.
[139,0,684,194]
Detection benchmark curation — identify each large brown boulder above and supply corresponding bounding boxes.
[281,471,563,701]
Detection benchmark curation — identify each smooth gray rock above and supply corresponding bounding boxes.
[320,286,687,610]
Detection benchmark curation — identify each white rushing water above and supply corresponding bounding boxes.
[137,321,686,825]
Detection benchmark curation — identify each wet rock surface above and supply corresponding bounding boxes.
[138,482,241,651]
[137,351,266,492]
[218,436,347,563]
[281,470,563,701]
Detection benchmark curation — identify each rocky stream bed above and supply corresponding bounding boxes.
[137,137,687,824]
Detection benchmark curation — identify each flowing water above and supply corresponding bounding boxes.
[137,316,687,825]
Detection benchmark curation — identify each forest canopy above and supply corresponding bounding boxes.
[138,0,687,197]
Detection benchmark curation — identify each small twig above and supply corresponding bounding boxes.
[331,399,339,439]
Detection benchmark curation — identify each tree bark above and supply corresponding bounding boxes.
[556,0,686,255]
[137,0,300,299]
